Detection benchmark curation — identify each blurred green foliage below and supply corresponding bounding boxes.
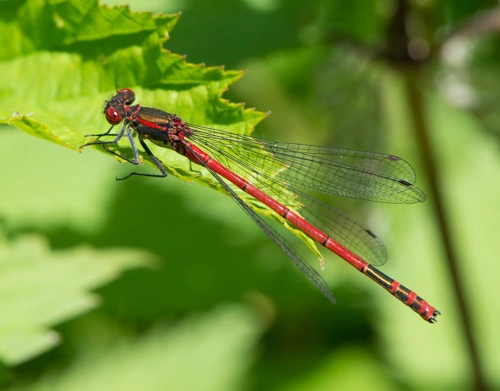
[1,0,500,390]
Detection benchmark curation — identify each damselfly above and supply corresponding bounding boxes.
[83,88,440,323]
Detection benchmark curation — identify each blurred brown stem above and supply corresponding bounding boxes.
[403,70,491,391]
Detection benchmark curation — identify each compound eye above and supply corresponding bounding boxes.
[117,88,136,105]
[105,107,122,125]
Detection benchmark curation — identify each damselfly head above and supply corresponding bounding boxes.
[103,88,137,125]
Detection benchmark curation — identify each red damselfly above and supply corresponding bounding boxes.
[83,88,440,323]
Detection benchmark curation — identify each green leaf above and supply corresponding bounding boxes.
[0,230,157,365]
[0,0,261,192]
[0,0,323,268]
[9,306,262,391]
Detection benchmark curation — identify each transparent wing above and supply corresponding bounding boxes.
[186,125,417,266]
[187,126,425,204]
[184,142,337,303]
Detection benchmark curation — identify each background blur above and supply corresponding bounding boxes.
[1,0,500,390]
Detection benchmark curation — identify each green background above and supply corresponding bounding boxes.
[1,0,499,390]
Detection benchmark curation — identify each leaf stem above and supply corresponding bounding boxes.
[403,69,491,391]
